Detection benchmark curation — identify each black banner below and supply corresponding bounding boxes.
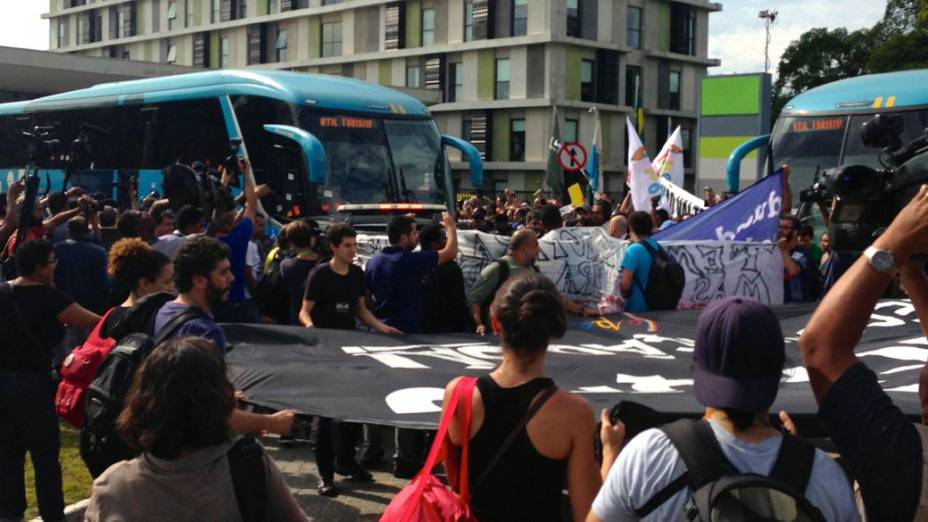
[226,300,925,430]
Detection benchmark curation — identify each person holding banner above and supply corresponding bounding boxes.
[443,273,618,522]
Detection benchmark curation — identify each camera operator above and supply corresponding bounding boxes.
[800,184,928,520]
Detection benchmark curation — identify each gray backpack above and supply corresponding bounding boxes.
[634,419,826,522]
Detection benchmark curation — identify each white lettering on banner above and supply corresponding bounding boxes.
[875,300,917,317]
[385,387,445,414]
[341,343,497,370]
[357,229,784,306]
[867,314,907,328]
[713,189,781,242]
[783,366,810,383]
[857,346,928,362]
[615,374,693,393]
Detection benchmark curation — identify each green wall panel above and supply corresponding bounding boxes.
[257,0,269,16]
[308,16,321,58]
[492,111,509,162]
[700,76,762,116]
[193,0,202,25]
[379,60,392,85]
[699,136,757,159]
[657,4,671,52]
[565,47,581,100]
[477,50,495,101]
[209,31,220,68]
[406,0,422,48]
[144,40,153,62]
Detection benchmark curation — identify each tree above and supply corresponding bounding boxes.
[774,27,874,97]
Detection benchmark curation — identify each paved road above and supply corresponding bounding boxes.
[266,434,411,521]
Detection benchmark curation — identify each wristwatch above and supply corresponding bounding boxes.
[864,246,899,278]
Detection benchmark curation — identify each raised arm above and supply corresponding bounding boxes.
[801,185,928,403]
[241,158,258,222]
[437,212,458,265]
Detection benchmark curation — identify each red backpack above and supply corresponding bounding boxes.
[55,308,117,427]
[381,376,478,522]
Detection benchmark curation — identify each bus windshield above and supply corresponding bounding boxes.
[770,115,846,198]
[298,110,451,211]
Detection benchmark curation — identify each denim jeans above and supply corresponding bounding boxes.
[0,371,65,522]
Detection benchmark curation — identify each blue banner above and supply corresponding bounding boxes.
[653,170,783,242]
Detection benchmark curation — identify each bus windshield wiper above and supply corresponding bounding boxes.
[398,167,417,203]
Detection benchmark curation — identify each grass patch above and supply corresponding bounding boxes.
[23,423,93,520]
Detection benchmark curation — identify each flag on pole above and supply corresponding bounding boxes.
[626,117,659,211]
[588,107,603,194]
[651,126,685,212]
[544,106,563,197]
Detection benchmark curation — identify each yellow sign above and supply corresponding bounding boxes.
[567,183,585,208]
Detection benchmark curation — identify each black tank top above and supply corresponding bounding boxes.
[467,375,567,522]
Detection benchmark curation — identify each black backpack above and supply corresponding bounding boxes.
[635,419,826,522]
[254,249,290,324]
[79,294,208,477]
[634,240,685,311]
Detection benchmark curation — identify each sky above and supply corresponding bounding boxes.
[0,0,890,79]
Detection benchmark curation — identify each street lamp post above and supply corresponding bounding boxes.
[758,9,778,75]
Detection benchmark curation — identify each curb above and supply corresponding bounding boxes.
[29,498,89,522]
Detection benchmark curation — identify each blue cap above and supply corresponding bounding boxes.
[693,297,785,411]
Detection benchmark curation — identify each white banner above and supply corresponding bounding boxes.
[358,228,783,307]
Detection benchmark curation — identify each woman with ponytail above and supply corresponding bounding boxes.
[441,273,616,521]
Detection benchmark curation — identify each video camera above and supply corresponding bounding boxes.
[800,113,928,254]
[161,161,233,218]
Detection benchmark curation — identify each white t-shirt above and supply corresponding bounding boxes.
[592,420,860,522]
[244,240,260,299]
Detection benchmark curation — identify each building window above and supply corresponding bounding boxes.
[581,59,594,102]
[512,0,527,36]
[269,0,278,14]
[464,1,474,42]
[566,0,580,38]
[77,14,89,44]
[220,36,230,67]
[57,20,66,47]
[510,119,525,161]
[669,70,681,110]
[495,58,510,99]
[406,65,421,88]
[627,6,641,49]
[276,29,288,61]
[449,62,463,102]
[166,42,177,63]
[185,0,194,26]
[670,3,696,55]
[625,65,641,107]
[238,0,247,18]
[564,118,578,143]
[122,49,131,59]
[421,8,435,46]
[211,0,220,23]
[167,1,177,30]
[322,21,342,57]
[322,0,342,4]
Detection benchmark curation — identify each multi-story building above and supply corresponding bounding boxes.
[45,0,720,195]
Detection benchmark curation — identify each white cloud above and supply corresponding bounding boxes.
[709,0,888,78]
[0,1,49,51]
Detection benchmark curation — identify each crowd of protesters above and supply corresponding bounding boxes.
[0,156,923,522]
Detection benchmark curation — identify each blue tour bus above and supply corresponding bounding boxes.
[0,69,482,223]
[726,68,928,200]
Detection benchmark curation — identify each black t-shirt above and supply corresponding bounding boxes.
[303,262,364,330]
[818,362,923,521]
[280,257,318,326]
[0,284,74,372]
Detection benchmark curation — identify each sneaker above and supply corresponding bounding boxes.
[317,480,339,498]
[335,463,374,482]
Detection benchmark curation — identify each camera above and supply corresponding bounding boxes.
[22,125,64,167]
[799,114,928,255]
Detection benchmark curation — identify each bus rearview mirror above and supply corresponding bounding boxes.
[262,124,327,185]
[441,134,483,188]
